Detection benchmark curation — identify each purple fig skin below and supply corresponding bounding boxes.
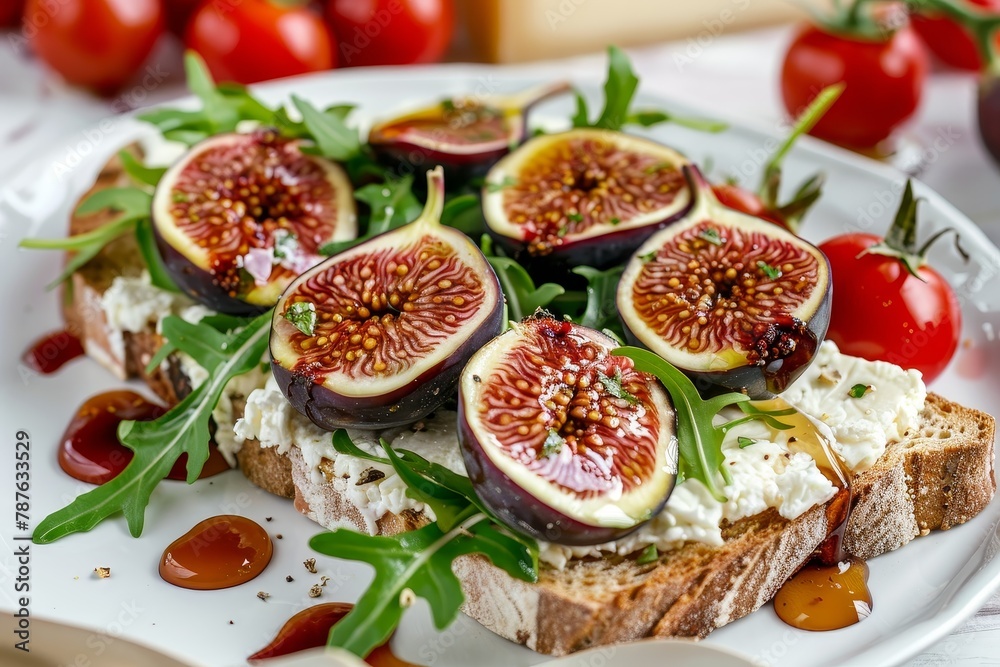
[153,226,266,316]
[371,141,516,191]
[271,298,504,430]
[978,75,1000,168]
[487,194,694,279]
[457,395,674,546]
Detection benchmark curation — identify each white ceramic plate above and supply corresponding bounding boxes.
[1,64,998,667]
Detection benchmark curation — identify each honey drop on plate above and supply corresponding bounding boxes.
[58,390,230,485]
[160,515,273,590]
[774,557,872,631]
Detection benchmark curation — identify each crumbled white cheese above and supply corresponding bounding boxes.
[536,416,837,568]
[212,365,270,466]
[232,342,926,567]
[101,271,191,334]
[783,340,927,471]
[233,376,466,527]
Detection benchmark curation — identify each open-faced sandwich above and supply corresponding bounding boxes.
[23,48,996,662]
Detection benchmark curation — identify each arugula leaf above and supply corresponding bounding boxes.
[135,218,181,293]
[356,176,422,236]
[33,312,272,543]
[292,95,363,162]
[118,150,167,188]
[319,175,421,256]
[625,110,728,133]
[481,237,565,322]
[614,347,752,501]
[20,187,153,289]
[440,194,483,235]
[570,265,625,337]
[313,434,538,659]
[313,514,535,658]
[571,46,724,134]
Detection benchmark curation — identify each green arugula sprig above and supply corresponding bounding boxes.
[314,432,538,658]
[572,46,726,133]
[479,236,565,323]
[33,312,272,544]
[614,347,751,501]
[18,183,165,290]
[570,265,625,339]
[319,175,422,256]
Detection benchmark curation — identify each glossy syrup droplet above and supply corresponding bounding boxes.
[248,602,416,665]
[774,557,872,631]
[159,515,272,590]
[23,330,84,374]
[58,391,229,485]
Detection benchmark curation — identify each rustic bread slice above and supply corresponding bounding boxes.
[453,394,996,654]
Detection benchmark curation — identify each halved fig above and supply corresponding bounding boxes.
[618,165,831,398]
[481,128,692,271]
[270,167,503,430]
[458,314,677,546]
[152,129,357,314]
[368,81,571,185]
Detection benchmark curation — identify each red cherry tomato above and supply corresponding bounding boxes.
[818,233,961,383]
[781,23,929,149]
[161,0,202,35]
[711,183,789,229]
[25,0,164,95]
[185,0,334,85]
[0,0,24,26]
[325,0,454,67]
[911,0,1000,71]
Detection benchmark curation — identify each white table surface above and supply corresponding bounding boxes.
[0,23,998,667]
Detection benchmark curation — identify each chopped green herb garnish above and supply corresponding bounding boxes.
[639,250,657,263]
[737,436,756,448]
[557,225,570,238]
[636,544,659,565]
[283,301,317,336]
[272,230,298,259]
[700,228,724,246]
[644,162,673,174]
[441,98,457,113]
[542,429,565,458]
[567,212,584,223]
[597,368,639,406]
[849,383,873,398]
[610,217,621,226]
[757,261,782,280]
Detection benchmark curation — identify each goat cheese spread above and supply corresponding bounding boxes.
[232,340,928,568]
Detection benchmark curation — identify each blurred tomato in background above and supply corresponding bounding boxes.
[161,0,201,36]
[781,21,928,149]
[325,0,454,67]
[1,0,25,26]
[911,0,1000,71]
[184,0,334,84]
[25,0,164,94]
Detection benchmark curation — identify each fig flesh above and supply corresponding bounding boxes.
[270,167,504,430]
[458,315,678,546]
[368,81,571,185]
[618,166,831,398]
[482,129,692,270]
[152,130,357,314]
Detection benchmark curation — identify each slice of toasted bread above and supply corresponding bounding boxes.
[64,152,997,655]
